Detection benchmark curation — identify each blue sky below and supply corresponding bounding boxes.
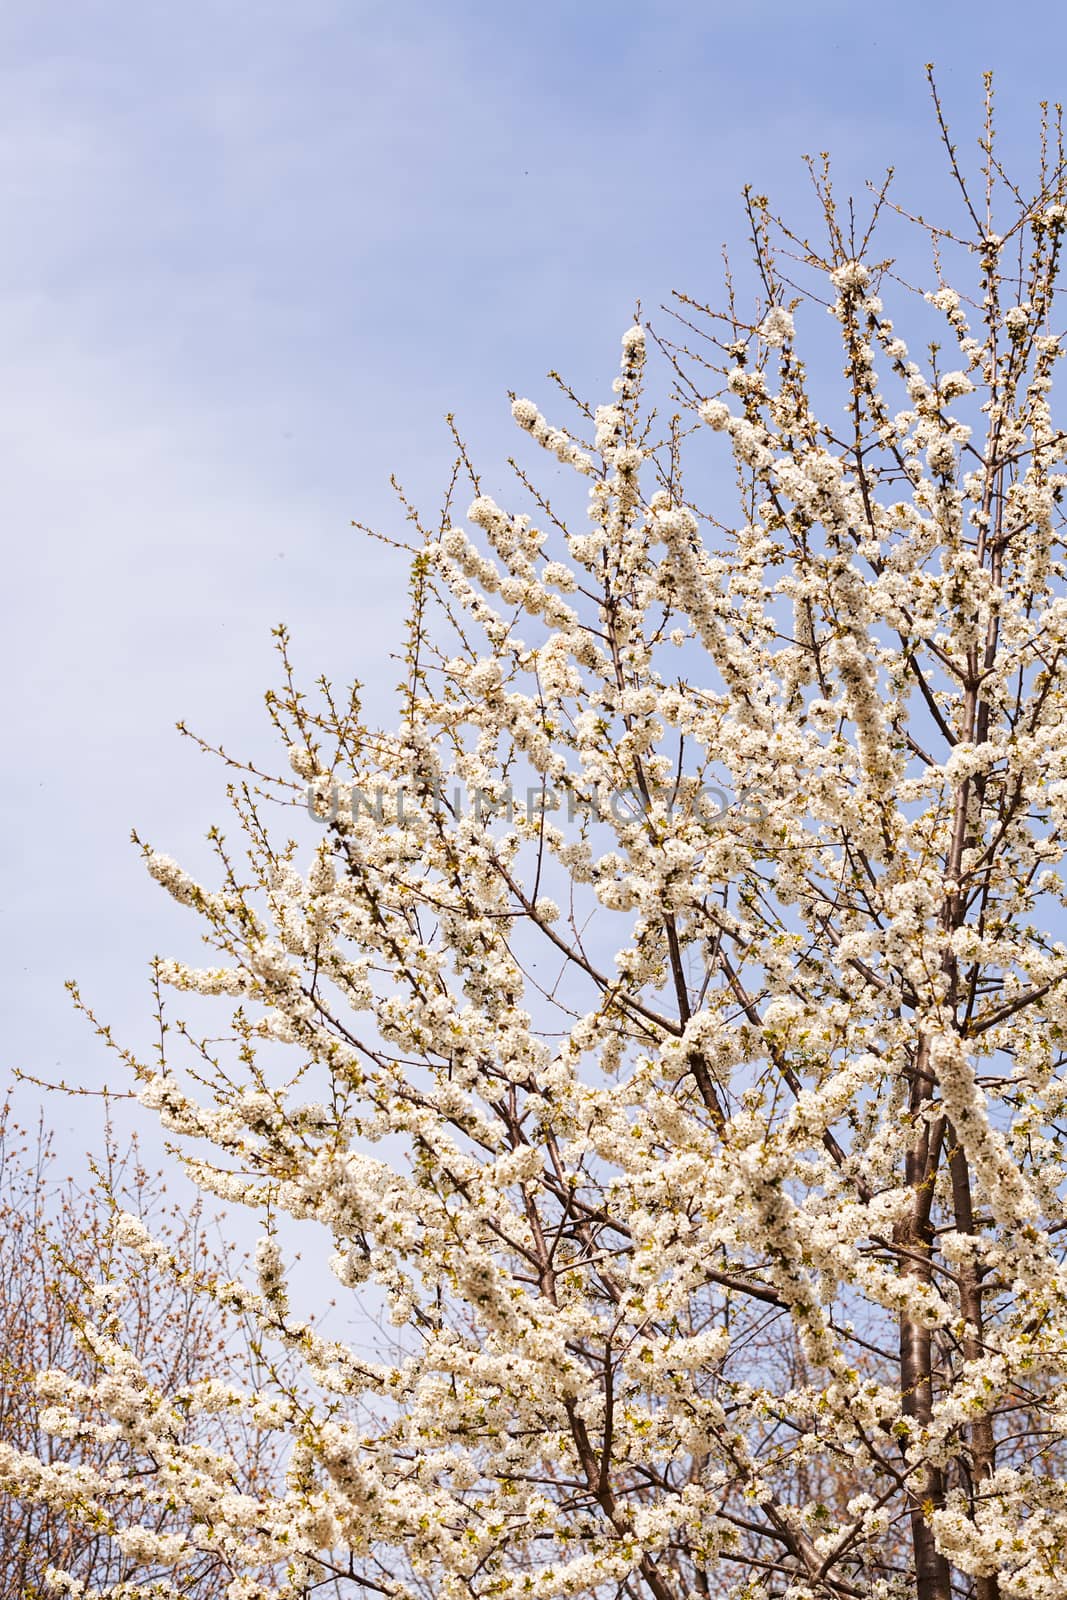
[3,0,1065,1160]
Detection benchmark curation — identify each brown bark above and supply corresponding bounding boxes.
[895,1043,952,1600]
[948,1131,1000,1600]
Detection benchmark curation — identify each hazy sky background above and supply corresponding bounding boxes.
[4,0,1066,1174]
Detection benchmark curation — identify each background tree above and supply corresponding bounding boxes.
[9,74,1067,1600]
[0,1095,281,1597]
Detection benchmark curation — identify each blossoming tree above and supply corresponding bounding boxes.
[13,77,1067,1600]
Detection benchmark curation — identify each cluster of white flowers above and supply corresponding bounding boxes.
[510,397,594,473]
[758,304,795,347]
[829,258,871,293]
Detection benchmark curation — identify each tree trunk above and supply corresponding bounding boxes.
[897,1040,952,1600]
